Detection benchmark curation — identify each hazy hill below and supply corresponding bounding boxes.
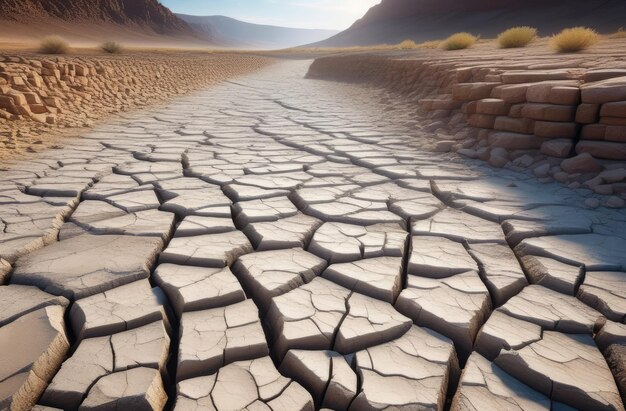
[314,0,626,47]
[0,0,206,46]
[0,0,194,34]
[178,14,339,50]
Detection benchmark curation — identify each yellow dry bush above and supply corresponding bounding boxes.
[497,26,538,48]
[610,27,626,39]
[39,36,69,54]
[101,41,122,54]
[442,32,477,50]
[552,27,599,52]
[397,39,419,49]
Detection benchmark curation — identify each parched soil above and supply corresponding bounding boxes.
[0,60,625,411]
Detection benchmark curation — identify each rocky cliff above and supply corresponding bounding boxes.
[0,0,194,35]
[306,45,626,202]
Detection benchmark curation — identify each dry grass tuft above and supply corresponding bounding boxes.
[396,39,442,50]
[39,35,69,54]
[610,27,626,39]
[398,39,419,49]
[442,32,477,50]
[101,41,122,54]
[552,27,599,52]
[497,26,537,48]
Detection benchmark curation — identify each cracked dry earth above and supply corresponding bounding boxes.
[1,59,626,411]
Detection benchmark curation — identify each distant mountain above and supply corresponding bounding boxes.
[178,14,339,50]
[0,1,336,48]
[0,0,194,35]
[0,0,209,46]
[313,0,626,47]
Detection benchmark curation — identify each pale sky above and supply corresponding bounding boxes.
[160,0,381,30]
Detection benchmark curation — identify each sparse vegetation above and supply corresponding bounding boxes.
[395,39,442,50]
[497,26,538,48]
[39,36,69,54]
[610,27,626,39]
[552,27,599,52]
[419,40,441,49]
[398,39,419,50]
[275,38,446,54]
[441,32,477,50]
[101,41,122,54]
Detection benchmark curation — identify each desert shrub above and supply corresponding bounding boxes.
[397,39,441,49]
[39,36,69,54]
[398,39,419,49]
[552,27,599,52]
[610,27,626,39]
[442,32,477,50]
[497,26,537,48]
[419,40,441,49]
[101,41,122,54]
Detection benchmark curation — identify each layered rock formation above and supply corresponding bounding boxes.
[0,0,193,35]
[0,54,274,161]
[307,44,626,207]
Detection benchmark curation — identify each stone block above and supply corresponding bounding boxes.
[534,121,578,139]
[494,116,535,134]
[488,131,543,150]
[600,101,626,118]
[576,103,600,124]
[521,103,576,122]
[540,139,573,158]
[561,153,602,173]
[453,82,500,101]
[581,124,606,140]
[467,113,496,129]
[605,125,626,142]
[582,76,626,103]
[475,98,510,116]
[577,141,626,160]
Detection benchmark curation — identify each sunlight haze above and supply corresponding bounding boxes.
[160,0,381,30]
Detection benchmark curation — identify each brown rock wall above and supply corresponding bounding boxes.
[307,52,626,199]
